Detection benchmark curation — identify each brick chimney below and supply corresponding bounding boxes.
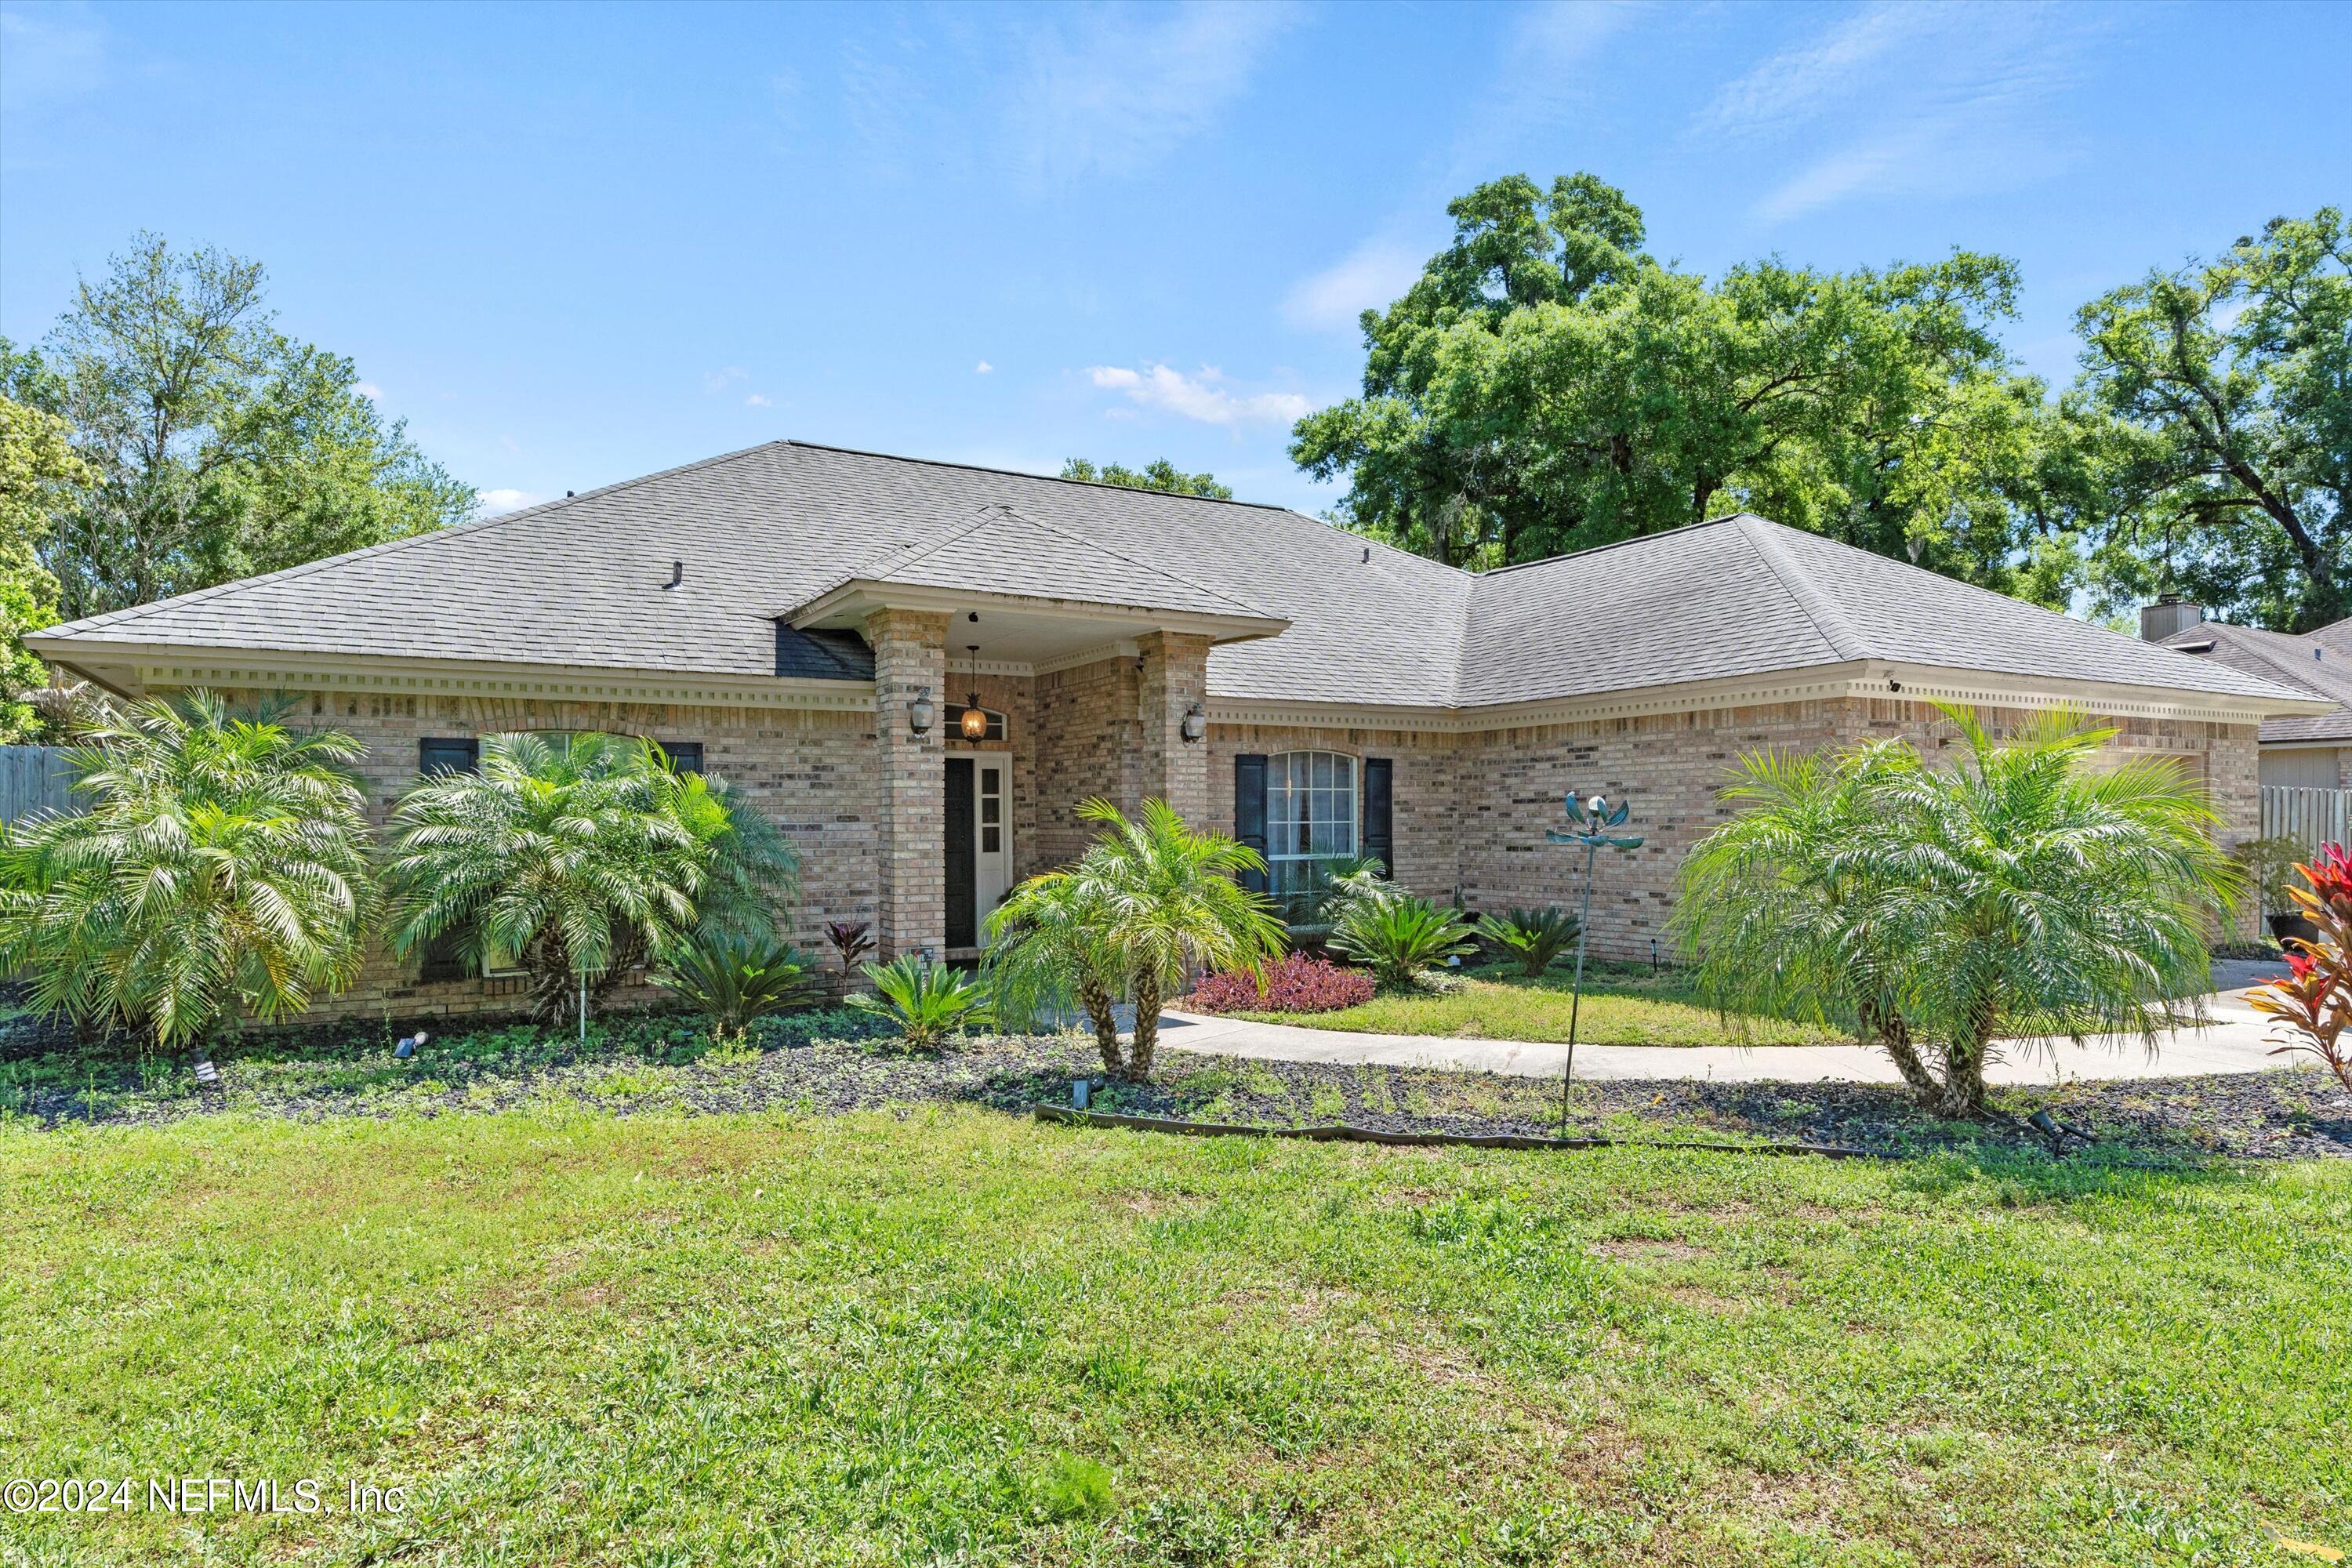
[2140,593,2204,642]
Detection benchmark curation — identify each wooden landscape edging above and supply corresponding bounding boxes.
[1031,1104,1892,1160]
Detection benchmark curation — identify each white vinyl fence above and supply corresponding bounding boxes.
[2260,785,2352,857]
[0,746,78,826]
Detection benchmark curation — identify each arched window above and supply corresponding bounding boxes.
[1265,750,1357,898]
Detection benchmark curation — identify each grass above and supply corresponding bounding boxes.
[2,1104,2344,1565]
[1238,961,1848,1047]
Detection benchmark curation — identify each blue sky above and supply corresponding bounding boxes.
[3,1,2346,519]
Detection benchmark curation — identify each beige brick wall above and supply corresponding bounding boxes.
[224,686,877,1024]
[1136,631,1212,825]
[1030,653,1143,869]
[1210,699,2263,961]
[867,608,949,960]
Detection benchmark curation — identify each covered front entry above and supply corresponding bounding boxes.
[944,756,1012,949]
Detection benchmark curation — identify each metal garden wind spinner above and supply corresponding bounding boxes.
[1546,793,1645,1131]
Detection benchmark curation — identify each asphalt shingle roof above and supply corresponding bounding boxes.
[32,441,2317,716]
[2158,618,2352,742]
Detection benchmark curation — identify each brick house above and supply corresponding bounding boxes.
[2145,600,2352,791]
[27,441,2329,1022]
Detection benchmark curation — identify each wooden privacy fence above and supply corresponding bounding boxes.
[0,746,78,826]
[2261,785,2352,857]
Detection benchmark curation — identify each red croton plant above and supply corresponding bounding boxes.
[2249,841,2352,1091]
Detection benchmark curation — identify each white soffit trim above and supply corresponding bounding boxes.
[34,643,878,713]
[1207,661,2327,735]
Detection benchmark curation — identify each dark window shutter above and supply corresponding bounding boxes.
[1233,753,1268,894]
[659,741,703,774]
[419,738,480,775]
[1362,757,1394,877]
[416,739,480,980]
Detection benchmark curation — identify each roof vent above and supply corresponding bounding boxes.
[664,560,683,589]
[2140,594,2203,643]
[566,490,575,498]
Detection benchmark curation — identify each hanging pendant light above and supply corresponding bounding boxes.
[960,644,989,739]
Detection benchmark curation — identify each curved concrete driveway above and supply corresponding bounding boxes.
[1154,964,2299,1087]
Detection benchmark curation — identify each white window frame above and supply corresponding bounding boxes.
[1265,750,1358,899]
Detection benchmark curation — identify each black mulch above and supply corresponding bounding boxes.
[4,1007,2347,1167]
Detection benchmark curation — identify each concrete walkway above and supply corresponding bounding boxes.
[1150,964,2299,1087]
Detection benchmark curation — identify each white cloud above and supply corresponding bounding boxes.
[1701,2,2097,223]
[702,365,749,394]
[354,381,382,401]
[974,360,993,375]
[1007,2,1302,187]
[1087,364,1311,426]
[744,393,772,407]
[499,434,521,455]
[477,488,545,517]
[1282,239,1426,333]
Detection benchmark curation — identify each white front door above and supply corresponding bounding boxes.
[974,757,1011,945]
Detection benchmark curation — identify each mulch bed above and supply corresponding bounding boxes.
[5,1011,2347,1166]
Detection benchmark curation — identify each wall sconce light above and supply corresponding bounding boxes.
[908,686,935,734]
[1181,701,1207,742]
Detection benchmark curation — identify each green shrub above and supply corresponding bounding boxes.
[653,932,819,1038]
[1475,906,1582,977]
[0,691,377,1047]
[846,956,993,1050]
[1327,895,1478,988]
[383,732,799,1024]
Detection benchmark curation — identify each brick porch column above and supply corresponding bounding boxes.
[1136,630,1212,826]
[867,608,949,960]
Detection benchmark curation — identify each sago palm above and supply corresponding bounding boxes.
[1057,797,1284,1080]
[383,732,796,1022]
[0,691,377,1048]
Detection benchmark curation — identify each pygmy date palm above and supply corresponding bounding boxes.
[383,732,797,1023]
[1677,706,2236,1118]
[0,691,378,1047]
[992,798,1283,1080]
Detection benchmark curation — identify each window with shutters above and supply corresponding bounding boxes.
[1265,751,1357,902]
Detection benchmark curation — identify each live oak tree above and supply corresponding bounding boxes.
[2068,208,2349,633]
[0,234,474,626]
[1290,173,2074,601]
[0,396,89,741]
[1058,457,1233,499]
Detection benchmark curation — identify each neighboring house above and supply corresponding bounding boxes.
[2147,601,2352,790]
[27,441,2328,1021]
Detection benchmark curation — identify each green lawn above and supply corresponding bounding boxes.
[3,1105,2343,1565]
[1238,963,1848,1046]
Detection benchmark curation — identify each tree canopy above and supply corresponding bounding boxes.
[0,396,88,741]
[2,234,474,629]
[2067,209,2348,632]
[1059,457,1233,500]
[1293,175,2347,631]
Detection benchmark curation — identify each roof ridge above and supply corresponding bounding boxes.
[41,439,792,641]
[1470,514,1748,579]
[1732,516,1868,662]
[782,438,1304,515]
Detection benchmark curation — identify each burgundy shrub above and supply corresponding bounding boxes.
[1187,953,1375,1014]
